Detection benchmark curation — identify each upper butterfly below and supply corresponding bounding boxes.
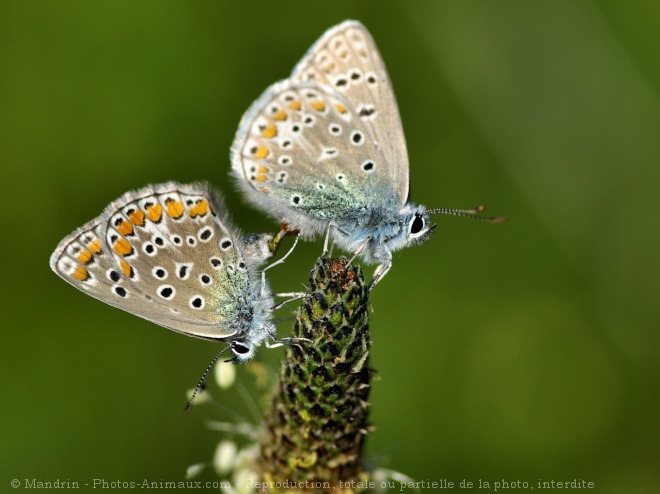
[49,182,279,362]
[231,20,502,287]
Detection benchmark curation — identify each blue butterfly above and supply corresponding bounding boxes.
[231,21,504,286]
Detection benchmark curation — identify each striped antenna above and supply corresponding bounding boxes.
[427,205,507,223]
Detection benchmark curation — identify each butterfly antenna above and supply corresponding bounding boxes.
[427,205,507,223]
[183,345,231,414]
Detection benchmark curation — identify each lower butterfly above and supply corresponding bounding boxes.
[49,181,296,364]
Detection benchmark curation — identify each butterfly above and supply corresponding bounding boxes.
[230,20,504,287]
[49,181,291,363]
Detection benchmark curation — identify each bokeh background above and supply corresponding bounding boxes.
[2,1,659,492]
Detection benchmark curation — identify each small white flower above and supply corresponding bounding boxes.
[185,462,206,479]
[372,468,416,492]
[213,440,238,476]
[215,362,236,389]
[233,467,258,494]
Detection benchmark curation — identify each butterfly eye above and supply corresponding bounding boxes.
[231,341,251,355]
[410,214,425,235]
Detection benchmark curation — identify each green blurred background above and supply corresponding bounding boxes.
[2,0,659,492]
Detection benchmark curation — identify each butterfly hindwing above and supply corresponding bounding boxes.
[50,182,263,340]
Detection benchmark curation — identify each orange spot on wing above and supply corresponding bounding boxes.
[113,238,132,256]
[128,209,145,226]
[335,103,348,114]
[254,146,269,159]
[165,199,184,219]
[145,203,162,223]
[310,100,326,112]
[288,100,301,111]
[71,265,89,281]
[255,166,270,183]
[120,259,133,278]
[88,238,102,254]
[273,109,287,121]
[116,220,133,236]
[262,123,277,138]
[189,199,209,218]
[77,249,93,265]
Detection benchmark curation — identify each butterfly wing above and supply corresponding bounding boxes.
[231,21,409,235]
[50,182,269,341]
[291,20,409,204]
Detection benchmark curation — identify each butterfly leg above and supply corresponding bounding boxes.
[346,236,372,268]
[260,235,300,296]
[265,339,284,349]
[323,222,351,257]
[274,291,307,298]
[328,239,337,257]
[322,222,337,256]
[369,249,393,289]
[267,335,311,352]
[271,292,307,311]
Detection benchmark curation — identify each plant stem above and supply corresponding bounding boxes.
[258,256,373,490]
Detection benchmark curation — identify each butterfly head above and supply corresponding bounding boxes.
[228,338,257,362]
[241,232,276,266]
[226,316,276,363]
[398,204,436,249]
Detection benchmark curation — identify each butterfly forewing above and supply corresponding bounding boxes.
[50,182,257,340]
[290,20,410,206]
